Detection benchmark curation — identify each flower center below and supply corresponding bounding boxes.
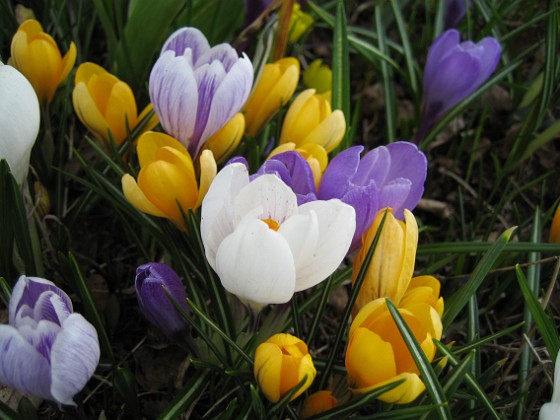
[261,218,280,231]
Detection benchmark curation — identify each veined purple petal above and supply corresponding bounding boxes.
[196,44,240,71]
[162,27,210,60]
[16,320,61,361]
[352,146,391,186]
[30,292,72,326]
[0,325,53,401]
[342,183,380,252]
[9,276,72,326]
[379,179,412,216]
[424,29,460,85]
[50,314,100,406]
[149,52,199,147]
[318,146,363,200]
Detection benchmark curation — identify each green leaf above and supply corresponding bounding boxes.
[386,299,451,419]
[113,367,140,419]
[0,400,20,420]
[156,369,211,420]
[443,227,516,328]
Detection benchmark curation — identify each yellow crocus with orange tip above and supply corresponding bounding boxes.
[279,89,345,153]
[204,113,245,163]
[345,294,443,404]
[121,131,216,229]
[268,142,327,189]
[352,209,418,313]
[244,57,300,136]
[549,203,560,243]
[254,333,316,403]
[73,62,158,145]
[10,19,76,105]
[301,390,337,418]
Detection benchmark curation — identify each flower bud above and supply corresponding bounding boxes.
[302,390,337,418]
[254,333,316,402]
[205,113,245,163]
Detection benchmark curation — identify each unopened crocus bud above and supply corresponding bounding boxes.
[73,62,158,146]
[0,276,100,406]
[303,59,332,98]
[205,113,245,163]
[0,61,40,185]
[254,333,316,402]
[279,89,345,153]
[244,57,300,136]
[549,203,560,243]
[302,390,337,418]
[10,19,76,105]
[415,29,501,143]
[288,3,313,42]
[135,262,190,339]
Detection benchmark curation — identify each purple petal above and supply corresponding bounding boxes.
[50,314,100,406]
[468,37,502,86]
[30,292,72,326]
[352,146,391,186]
[196,44,240,71]
[444,0,469,29]
[341,183,380,252]
[9,276,72,326]
[16,320,61,361]
[162,27,210,60]
[0,325,53,401]
[149,52,199,147]
[379,179,412,218]
[424,30,460,86]
[318,146,364,200]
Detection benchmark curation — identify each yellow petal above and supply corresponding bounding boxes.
[302,390,337,419]
[121,174,166,218]
[136,103,160,135]
[550,203,560,243]
[303,109,346,152]
[104,81,138,144]
[72,82,111,142]
[280,89,318,145]
[254,342,283,403]
[137,132,189,168]
[195,149,217,209]
[376,372,426,404]
[75,62,107,85]
[59,41,77,85]
[205,113,245,163]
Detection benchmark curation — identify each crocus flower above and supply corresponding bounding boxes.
[0,61,40,185]
[135,262,190,339]
[200,163,355,310]
[268,142,328,188]
[288,3,314,43]
[345,293,443,404]
[302,390,338,418]
[9,19,76,105]
[122,131,216,229]
[254,333,316,403]
[303,59,332,102]
[416,29,501,142]
[318,142,427,251]
[244,57,300,136]
[0,276,100,406]
[444,0,470,29]
[549,202,560,243]
[204,113,245,163]
[279,89,345,153]
[73,62,158,145]
[149,27,253,158]
[540,351,560,420]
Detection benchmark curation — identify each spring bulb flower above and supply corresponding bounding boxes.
[302,390,338,418]
[345,293,443,404]
[444,0,470,29]
[549,203,560,243]
[288,3,314,43]
[149,27,253,158]
[319,142,427,251]
[204,113,245,163]
[279,89,345,153]
[244,57,300,136]
[122,131,217,229]
[540,351,560,420]
[303,59,332,102]
[200,163,355,310]
[269,142,328,189]
[254,333,316,403]
[0,61,40,185]
[73,62,157,146]
[135,262,190,339]
[0,276,100,406]
[9,19,76,105]
[415,29,501,143]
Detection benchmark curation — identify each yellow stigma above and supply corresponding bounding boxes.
[262,218,280,231]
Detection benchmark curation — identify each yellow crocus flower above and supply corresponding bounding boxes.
[279,89,345,153]
[204,113,245,163]
[303,59,332,95]
[254,333,316,403]
[288,3,314,43]
[121,132,216,229]
[352,209,418,313]
[549,203,560,243]
[10,19,77,105]
[244,57,300,136]
[301,390,337,418]
[73,62,158,145]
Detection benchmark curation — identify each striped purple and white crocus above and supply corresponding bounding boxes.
[0,276,100,406]
[149,27,254,158]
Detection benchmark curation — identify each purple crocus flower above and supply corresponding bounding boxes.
[254,151,318,205]
[415,29,501,143]
[318,142,427,251]
[135,262,190,339]
[149,27,254,158]
[0,276,100,406]
[444,0,470,29]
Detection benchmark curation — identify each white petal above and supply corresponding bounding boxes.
[161,27,210,60]
[293,199,356,291]
[50,314,100,406]
[0,325,52,401]
[215,218,296,306]
[278,211,320,274]
[201,163,249,269]
[232,174,298,226]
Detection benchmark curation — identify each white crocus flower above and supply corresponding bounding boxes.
[540,351,560,420]
[0,60,40,185]
[201,163,356,310]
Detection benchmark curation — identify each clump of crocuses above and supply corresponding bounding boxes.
[0,276,100,406]
[415,29,501,143]
[135,262,190,339]
[149,27,253,158]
